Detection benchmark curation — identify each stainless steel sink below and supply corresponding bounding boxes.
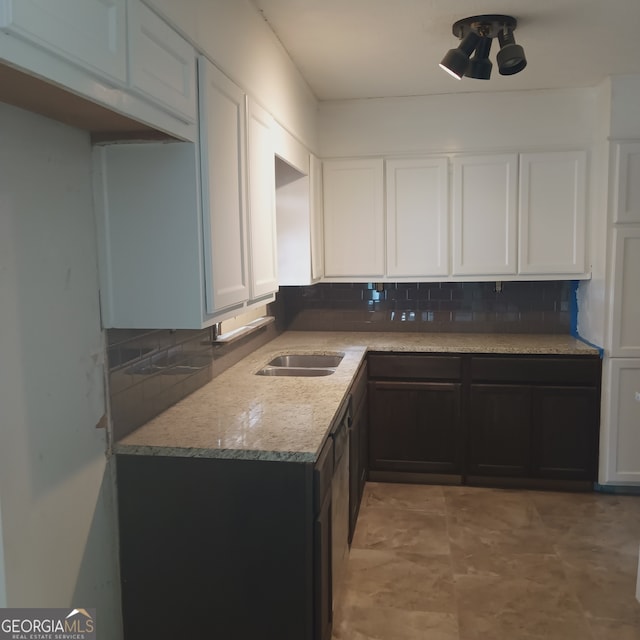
[267,353,344,368]
[256,352,344,377]
[256,367,336,377]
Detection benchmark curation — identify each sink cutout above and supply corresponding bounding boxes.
[256,367,336,377]
[267,354,343,368]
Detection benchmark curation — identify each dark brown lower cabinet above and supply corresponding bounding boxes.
[468,356,601,485]
[117,451,330,640]
[368,352,601,488]
[367,352,463,480]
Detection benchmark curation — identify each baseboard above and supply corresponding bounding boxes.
[594,482,640,495]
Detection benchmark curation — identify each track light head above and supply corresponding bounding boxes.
[465,37,492,80]
[439,30,480,80]
[497,28,527,75]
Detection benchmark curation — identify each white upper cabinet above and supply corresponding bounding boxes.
[247,98,278,300]
[127,0,197,123]
[0,0,127,84]
[323,158,384,278]
[386,157,448,277]
[452,154,518,276]
[199,56,249,314]
[93,141,209,329]
[519,151,587,276]
[610,227,640,357]
[613,141,640,224]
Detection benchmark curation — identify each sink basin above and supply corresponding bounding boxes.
[267,354,344,368]
[256,367,336,377]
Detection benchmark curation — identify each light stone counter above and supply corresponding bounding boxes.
[115,331,600,463]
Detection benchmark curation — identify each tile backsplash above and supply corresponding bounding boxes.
[277,281,573,334]
[107,320,279,442]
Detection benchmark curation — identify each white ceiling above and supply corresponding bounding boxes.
[250,0,640,101]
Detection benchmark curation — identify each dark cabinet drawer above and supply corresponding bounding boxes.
[470,356,600,386]
[368,353,462,380]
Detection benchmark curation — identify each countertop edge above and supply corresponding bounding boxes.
[112,443,316,463]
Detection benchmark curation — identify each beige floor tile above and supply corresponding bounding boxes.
[332,605,459,640]
[447,517,555,574]
[351,506,450,556]
[444,486,543,530]
[530,490,640,521]
[455,572,592,640]
[341,547,456,613]
[588,617,640,640]
[362,481,446,514]
[560,547,640,624]
[543,513,640,556]
[337,483,640,640]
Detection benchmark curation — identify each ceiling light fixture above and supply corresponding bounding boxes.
[439,15,526,81]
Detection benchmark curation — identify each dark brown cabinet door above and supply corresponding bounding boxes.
[532,386,599,480]
[469,385,532,477]
[369,381,462,474]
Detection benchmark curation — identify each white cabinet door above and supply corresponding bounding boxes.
[610,227,640,357]
[519,151,587,276]
[452,154,518,276]
[199,57,249,313]
[613,142,640,224]
[0,0,127,84]
[600,358,640,485]
[323,158,384,278]
[247,98,278,300]
[310,154,325,281]
[386,157,448,277]
[127,0,197,123]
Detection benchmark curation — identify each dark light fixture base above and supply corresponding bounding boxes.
[452,15,517,40]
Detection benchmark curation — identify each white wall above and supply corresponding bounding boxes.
[0,104,121,636]
[317,88,598,157]
[0,501,6,607]
[144,0,318,152]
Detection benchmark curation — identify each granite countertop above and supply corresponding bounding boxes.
[114,331,599,463]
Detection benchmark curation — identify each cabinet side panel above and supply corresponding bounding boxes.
[117,455,314,639]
